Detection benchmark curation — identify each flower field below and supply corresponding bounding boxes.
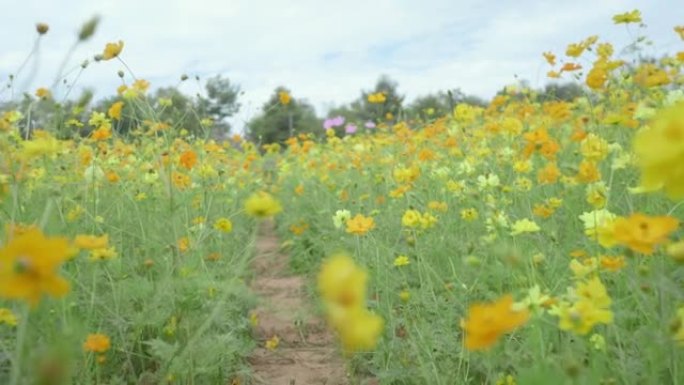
[2,9,684,385]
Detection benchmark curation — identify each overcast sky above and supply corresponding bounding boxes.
[1,0,682,129]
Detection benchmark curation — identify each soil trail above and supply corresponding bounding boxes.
[248,220,347,385]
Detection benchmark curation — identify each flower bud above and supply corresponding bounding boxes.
[78,16,100,41]
[36,23,49,35]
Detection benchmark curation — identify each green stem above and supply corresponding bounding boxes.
[9,305,29,385]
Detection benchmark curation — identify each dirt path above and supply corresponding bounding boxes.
[248,220,347,385]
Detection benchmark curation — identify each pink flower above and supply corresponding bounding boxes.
[345,123,357,134]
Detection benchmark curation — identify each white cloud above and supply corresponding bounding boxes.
[1,0,682,131]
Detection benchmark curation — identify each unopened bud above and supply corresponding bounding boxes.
[36,23,49,35]
[117,70,124,78]
[180,74,188,81]
[78,16,100,41]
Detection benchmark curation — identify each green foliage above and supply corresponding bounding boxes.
[195,75,241,136]
[245,87,320,145]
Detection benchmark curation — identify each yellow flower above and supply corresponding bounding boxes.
[579,209,617,245]
[612,9,642,24]
[586,182,608,209]
[345,214,375,235]
[460,208,479,222]
[368,92,386,104]
[634,64,670,88]
[317,253,367,309]
[510,219,540,236]
[566,42,586,58]
[393,255,410,267]
[580,134,609,161]
[102,40,124,60]
[590,333,606,351]
[0,228,74,306]
[612,213,679,255]
[213,218,233,233]
[244,192,282,218]
[21,136,61,160]
[0,308,18,326]
[334,307,384,353]
[401,210,422,227]
[543,51,556,66]
[35,87,51,100]
[673,307,684,345]
[332,209,352,229]
[427,201,448,212]
[265,335,279,350]
[83,333,111,353]
[667,240,684,262]
[108,101,123,120]
[278,91,291,105]
[674,26,684,40]
[553,277,613,335]
[89,247,118,261]
[73,234,109,250]
[576,160,601,183]
[633,102,684,199]
[461,294,529,351]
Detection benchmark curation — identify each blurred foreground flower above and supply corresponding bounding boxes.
[245,191,282,218]
[318,253,383,353]
[461,294,529,351]
[633,102,684,199]
[0,228,74,306]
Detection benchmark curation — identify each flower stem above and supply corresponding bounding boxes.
[9,305,29,385]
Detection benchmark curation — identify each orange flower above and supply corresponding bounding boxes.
[179,150,197,170]
[83,333,111,353]
[537,162,560,185]
[600,255,626,272]
[345,214,375,236]
[560,63,582,72]
[612,213,679,255]
[461,294,529,351]
[91,127,111,141]
[177,237,190,253]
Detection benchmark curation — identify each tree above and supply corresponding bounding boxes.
[195,75,241,136]
[245,87,320,145]
[356,75,404,122]
[538,82,585,102]
[323,75,405,132]
[407,92,451,121]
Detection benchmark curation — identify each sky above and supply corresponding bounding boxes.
[1,0,682,130]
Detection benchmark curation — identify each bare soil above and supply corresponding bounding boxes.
[248,220,347,385]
